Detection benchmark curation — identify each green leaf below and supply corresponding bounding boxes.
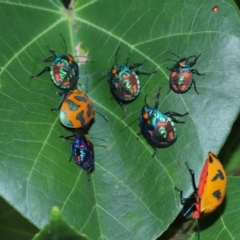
[33,206,88,240]
[0,0,240,239]
[219,114,240,176]
[0,197,38,240]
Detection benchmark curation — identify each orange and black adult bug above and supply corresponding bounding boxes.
[175,152,227,239]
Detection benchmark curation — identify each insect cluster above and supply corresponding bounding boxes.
[31,35,97,180]
[31,37,227,239]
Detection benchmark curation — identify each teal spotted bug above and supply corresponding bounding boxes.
[108,46,157,117]
[61,133,95,181]
[140,87,189,156]
[31,34,79,90]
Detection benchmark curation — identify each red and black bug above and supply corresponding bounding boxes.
[167,52,204,94]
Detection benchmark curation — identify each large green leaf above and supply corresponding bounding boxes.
[0,0,240,239]
[33,206,88,240]
[0,197,38,240]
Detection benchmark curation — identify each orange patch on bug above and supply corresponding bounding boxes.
[142,112,149,120]
[193,152,227,219]
[61,90,95,128]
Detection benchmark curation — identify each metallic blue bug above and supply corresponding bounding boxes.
[31,35,79,90]
[167,52,204,94]
[108,46,157,117]
[140,87,189,157]
[61,134,94,180]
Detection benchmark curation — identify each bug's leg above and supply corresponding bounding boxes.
[144,94,149,107]
[30,67,51,78]
[60,135,75,141]
[141,131,158,157]
[167,87,172,94]
[47,45,57,56]
[119,101,127,119]
[192,78,199,94]
[166,112,189,117]
[68,143,75,162]
[185,162,198,193]
[167,80,172,94]
[110,91,126,119]
[95,110,109,122]
[129,59,147,70]
[151,146,157,158]
[175,187,185,205]
[166,67,173,71]
[183,203,197,217]
[168,117,185,123]
[165,111,189,123]
[175,188,196,205]
[123,108,142,121]
[175,187,197,216]
[135,69,157,76]
[86,165,94,182]
[189,54,201,67]
[86,170,91,182]
[51,90,67,111]
[51,89,66,96]
[38,56,54,62]
[145,136,158,157]
[154,87,161,109]
[195,219,200,240]
[191,69,205,76]
[186,55,198,62]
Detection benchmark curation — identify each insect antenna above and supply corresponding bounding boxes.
[166,58,179,63]
[123,107,142,121]
[144,94,149,108]
[167,51,181,59]
[60,33,68,53]
[95,110,109,122]
[154,87,161,109]
[115,46,121,64]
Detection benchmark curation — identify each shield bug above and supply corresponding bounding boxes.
[30,34,79,90]
[167,52,205,94]
[139,87,188,156]
[175,152,227,240]
[61,134,94,181]
[109,46,157,117]
[52,88,95,129]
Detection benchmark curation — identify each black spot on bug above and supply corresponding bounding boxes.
[212,190,221,200]
[87,104,93,117]
[76,111,85,126]
[75,95,88,102]
[209,155,214,163]
[66,99,80,111]
[211,170,225,181]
